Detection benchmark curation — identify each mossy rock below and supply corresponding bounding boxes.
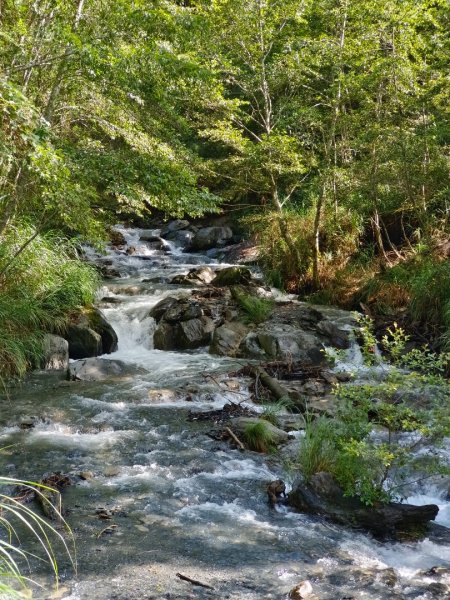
[212,266,252,287]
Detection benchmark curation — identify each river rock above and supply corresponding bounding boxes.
[288,472,439,538]
[186,226,233,251]
[149,296,181,322]
[41,334,69,370]
[69,358,142,381]
[160,219,190,237]
[138,230,160,242]
[66,308,118,359]
[210,321,249,356]
[289,580,314,599]
[170,266,216,286]
[238,302,357,361]
[153,316,215,351]
[212,266,252,286]
[109,229,126,246]
[163,229,194,246]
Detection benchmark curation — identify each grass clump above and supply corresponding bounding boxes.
[298,416,337,480]
[0,223,99,384]
[232,288,274,324]
[260,398,292,426]
[242,420,277,453]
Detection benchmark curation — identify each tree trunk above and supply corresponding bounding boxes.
[43,0,85,123]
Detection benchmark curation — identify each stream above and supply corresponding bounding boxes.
[0,227,449,600]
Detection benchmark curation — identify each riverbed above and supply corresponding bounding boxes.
[1,227,449,599]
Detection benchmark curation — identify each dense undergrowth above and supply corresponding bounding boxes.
[0,224,98,385]
[297,327,450,506]
[244,207,450,349]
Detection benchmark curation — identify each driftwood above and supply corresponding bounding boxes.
[225,427,245,450]
[251,366,307,412]
[288,472,439,539]
[176,573,214,590]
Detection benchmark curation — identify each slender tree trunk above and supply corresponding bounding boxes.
[311,0,348,290]
[312,182,326,289]
[0,165,23,238]
[43,0,85,123]
[372,209,390,268]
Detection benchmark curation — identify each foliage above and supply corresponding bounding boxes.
[0,476,75,598]
[361,258,450,347]
[0,224,98,384]
[355,314,380,366]
[232,288,274,324]
[298,371,450,505]
[242,420,277,453]
[260,398,293,426]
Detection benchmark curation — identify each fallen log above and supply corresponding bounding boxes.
[251,366,306,412]
[288,472,439,539]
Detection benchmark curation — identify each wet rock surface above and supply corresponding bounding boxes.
[2,225,449,600]
[66,307,118,359]
[288,472,439,539]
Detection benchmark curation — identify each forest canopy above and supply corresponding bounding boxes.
[1,0,449,351]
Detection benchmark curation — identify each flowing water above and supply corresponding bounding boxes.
[1,227,449,600]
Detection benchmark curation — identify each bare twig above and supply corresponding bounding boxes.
[176,573,214,590]
[225,427,245,451]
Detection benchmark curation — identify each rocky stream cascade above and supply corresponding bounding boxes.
[0,226,449,600]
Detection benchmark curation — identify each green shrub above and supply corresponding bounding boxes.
[296,368,450,505]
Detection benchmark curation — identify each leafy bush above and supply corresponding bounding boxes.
[297,370,450,505]
[0,224,99,383]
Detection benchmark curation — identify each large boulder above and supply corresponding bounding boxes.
[210,321,249,356]
[170,266,216,286]
[41,334,69,370]
[160,219,190,237]
[153,316,215,351]
[212,266,252,287]
[288,472,439,538]
[186,226,233,251]
[66,308,118,359]
[238,302,357,361]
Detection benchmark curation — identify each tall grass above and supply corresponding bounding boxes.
[0,223,99,383]
[0,476,75,598]
[298,416,337,480]
[242,207,361,292]
[242,420,277,453]
[361,257,450,346]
